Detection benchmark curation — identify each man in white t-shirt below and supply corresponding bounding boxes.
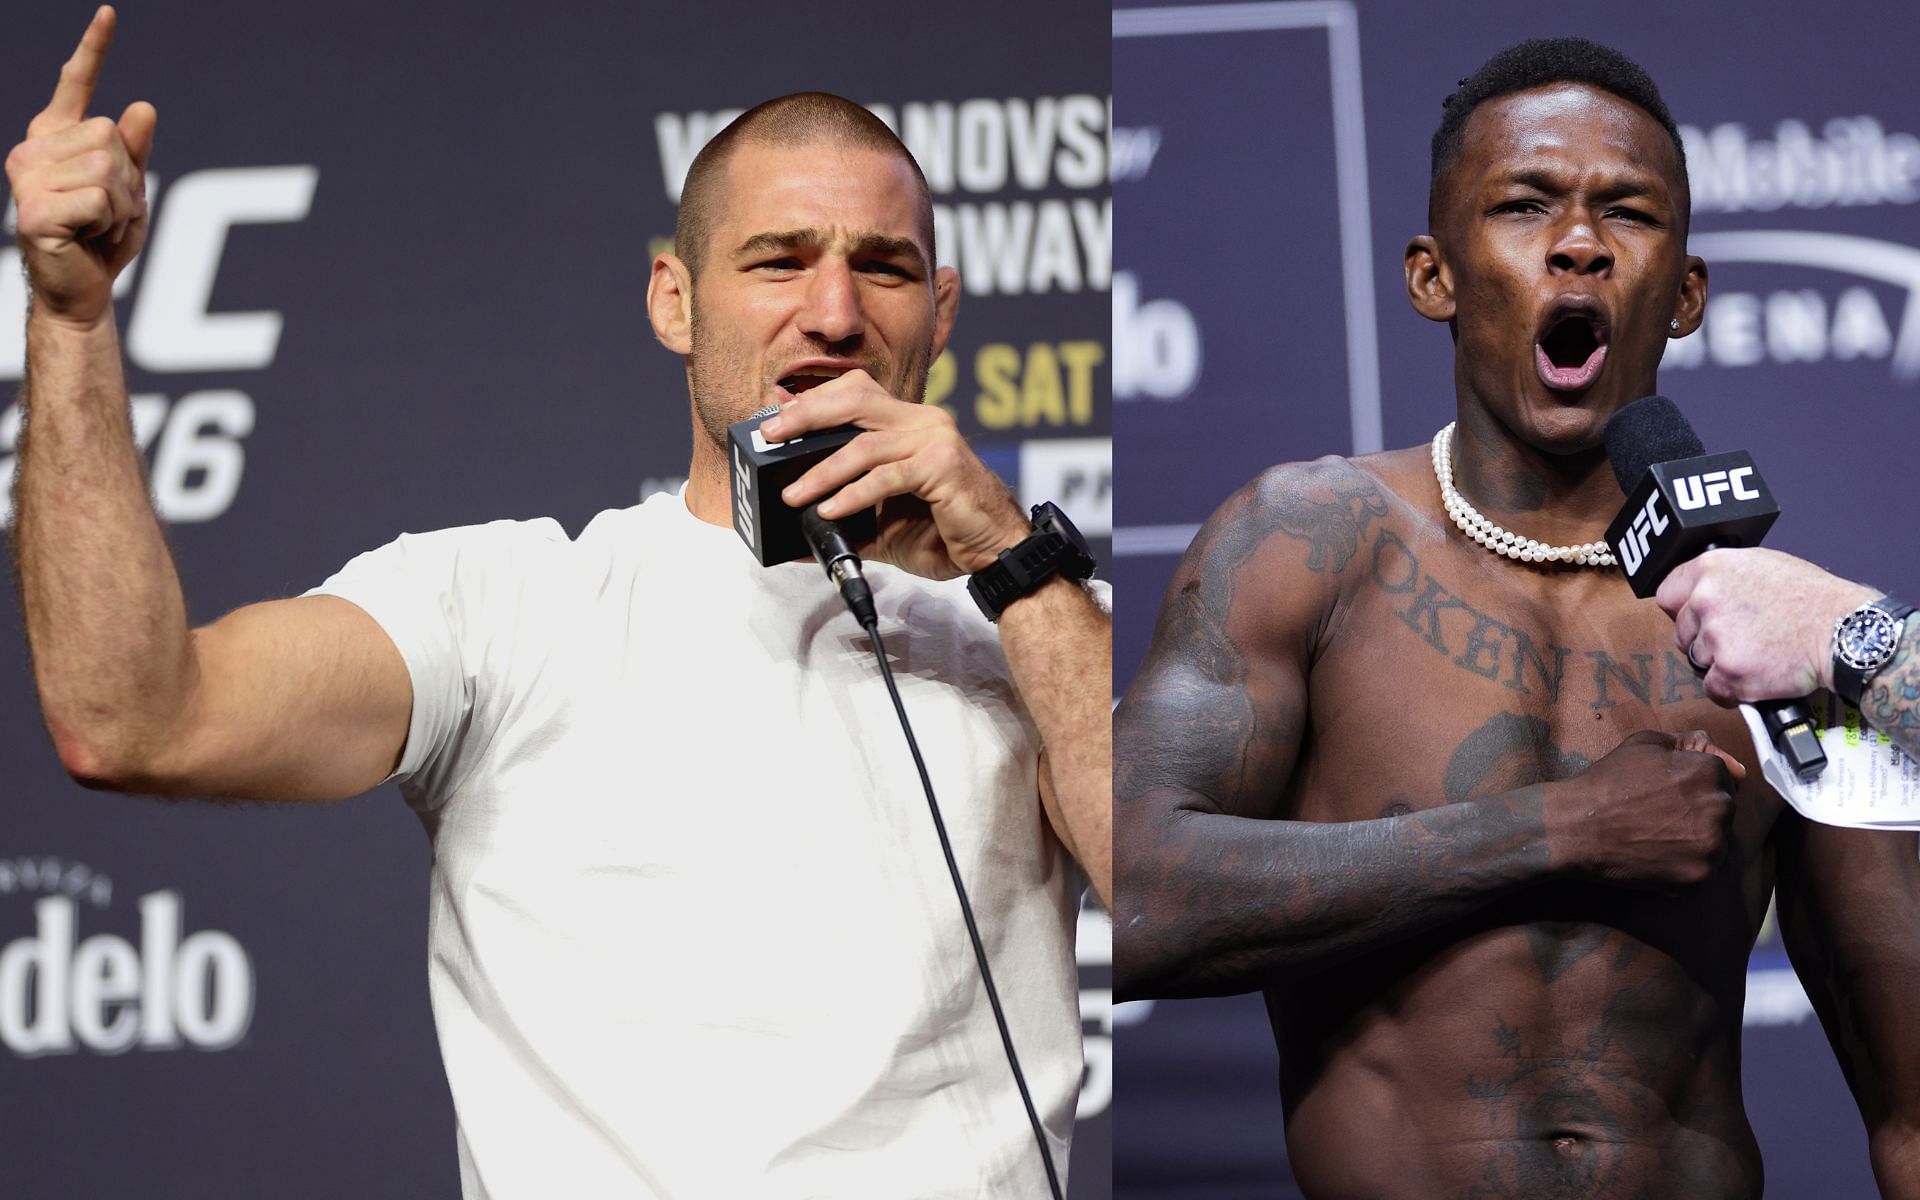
[8,10,1110,1198]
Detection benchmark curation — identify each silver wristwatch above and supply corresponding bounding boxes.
[1832,596,1916,707]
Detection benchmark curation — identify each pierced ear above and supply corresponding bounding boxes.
[1405,235,1455,323]
[647,254,694,355]
[1669,254,1708,338]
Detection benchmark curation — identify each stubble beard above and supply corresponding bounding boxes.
[685,302,935,455]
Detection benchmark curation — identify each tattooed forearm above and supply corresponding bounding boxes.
[1114,787,1553,998]
[1865,622,1920,760]
[1115,461,1599,999]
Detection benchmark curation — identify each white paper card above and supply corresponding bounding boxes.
[1742,693,1920,829]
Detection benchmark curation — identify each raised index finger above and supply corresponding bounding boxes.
[41,7,117,129]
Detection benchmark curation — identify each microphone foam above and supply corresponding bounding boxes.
[1604,395,1704,492]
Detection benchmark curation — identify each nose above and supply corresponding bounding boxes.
[1547,215,1612,276]
[798,258,865,350]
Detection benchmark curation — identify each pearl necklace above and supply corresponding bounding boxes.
[1431,422,1617,567]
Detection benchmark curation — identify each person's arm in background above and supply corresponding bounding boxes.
[1657,546,1920,757]
[11,7,413,802]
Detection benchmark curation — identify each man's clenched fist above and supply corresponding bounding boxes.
[1547,729,1746,889]
[5,6,157,328]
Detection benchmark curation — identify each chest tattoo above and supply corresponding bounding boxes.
[1368,528,1708,711]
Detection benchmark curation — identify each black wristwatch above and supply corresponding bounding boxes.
[967,502,1097,622]
[1832,596,1916,707]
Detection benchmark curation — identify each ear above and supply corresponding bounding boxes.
[931,266,961,358]
[648,253,694,355]
[1405,235,1455,323]
[1669,254,1708,338]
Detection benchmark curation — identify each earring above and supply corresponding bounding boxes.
[1669,318,1680,330]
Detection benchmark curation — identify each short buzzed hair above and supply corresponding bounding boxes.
[674,92,936,278]
[1429,38,1689,227]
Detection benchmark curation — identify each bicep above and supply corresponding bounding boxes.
[1114,507,1316,824]
[1115,629,1306,823]
[144,595,414,802]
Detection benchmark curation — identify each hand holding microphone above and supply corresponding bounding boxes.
[1602,395,1827,779]
[1655,548,1879,705]
[727,370,1032,626]
[760,370,1030,581]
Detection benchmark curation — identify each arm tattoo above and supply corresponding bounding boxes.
[1272,476,1389,573]
[1115,462,1581,997]
[1116,707,1561,998]
[1116,460,1383,812]
[1865,621,1920,760]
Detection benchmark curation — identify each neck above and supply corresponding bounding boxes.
[683,432,733,527]
[1447,406,1626,544]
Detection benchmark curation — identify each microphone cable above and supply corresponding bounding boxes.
[859,609,1065,1200]
[802,497,1063,1199]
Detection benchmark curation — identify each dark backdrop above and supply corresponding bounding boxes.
[1114,1,1920,1196]
[0,3,1111,1196]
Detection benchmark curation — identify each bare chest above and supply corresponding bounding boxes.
[1292,521,1779,833]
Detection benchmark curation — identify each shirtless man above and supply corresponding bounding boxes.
[1114,38,1920,1198]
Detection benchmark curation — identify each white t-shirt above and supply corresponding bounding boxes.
[308,490,1082,1199]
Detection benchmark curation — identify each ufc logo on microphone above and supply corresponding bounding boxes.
[1616,490,1669,576]
[730,441,755,545]
[1672,467,1759,511]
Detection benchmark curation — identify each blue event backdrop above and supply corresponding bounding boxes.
[1114,1,1920,1197]
[0,3,1111,1197]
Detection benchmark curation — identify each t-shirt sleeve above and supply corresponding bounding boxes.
[302,518,569,807]
[1087,577,1114,615]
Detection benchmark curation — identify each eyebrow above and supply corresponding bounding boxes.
[732,228,929,274]
[1499,168,1664,203]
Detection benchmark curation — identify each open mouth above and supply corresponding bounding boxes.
[1534,305,1609,391]
[776,367,847,397]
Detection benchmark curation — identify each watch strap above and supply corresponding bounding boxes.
[967,504,1095,622]
[969,533,1072,622]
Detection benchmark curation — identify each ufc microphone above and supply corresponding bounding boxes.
[727,406,876,567]
[1602,395,1826,780]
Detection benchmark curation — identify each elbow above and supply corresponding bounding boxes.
[1112,920,1159,1000]
[1112,883,1190,1000]
[1114,868,1304,1000]
[48,718,149,793]
[1114,919,1210,1000]
[1112,838,1192,999]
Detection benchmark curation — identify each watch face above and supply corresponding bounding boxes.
[1839,609,1899,669]
[1031,501,1097,577]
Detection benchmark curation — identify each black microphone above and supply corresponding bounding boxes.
[800,503,878,629]
[726,406,876,567]
[1602,396,1825,780]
